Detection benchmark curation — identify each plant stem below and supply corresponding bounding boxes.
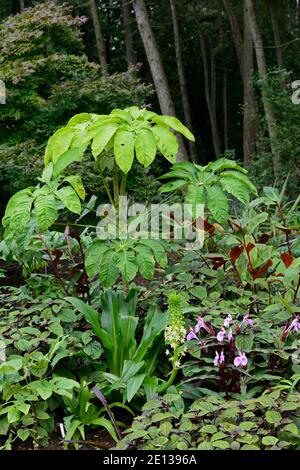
[158,367,178,394]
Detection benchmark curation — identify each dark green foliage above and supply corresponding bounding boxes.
[116,390,300,450]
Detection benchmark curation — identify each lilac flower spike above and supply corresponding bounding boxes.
[234,351,248,368]
[186,329,198,341]
[224,314,232,328]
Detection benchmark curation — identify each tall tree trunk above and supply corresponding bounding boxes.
[133,0,187,161]
[268,0,284,69]
[243,1,257,165]
[199,30,222,158]
[122,0,136,67]
[222,0,243,77]
[20,0,24,12]
[170,0,197,161]
[246,0,281,177]
[89,0,108,76]
[223,69,229,151]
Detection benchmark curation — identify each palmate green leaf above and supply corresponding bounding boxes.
[152,115,195,141]
[114,129,135,174]
[34,189,58,231]
[2,188,33,232]
[207,183,229,224]
[151,125,178,164]
[116,250,138,282]
[91,123,119,159]
[220,174,250,205]
[135,128,157,167]
[185,183,205,217]
[99,250,120,287]
[85,240,109,277]
[63,175,86,201]
[55,186,81,214]
[135,245,155,280]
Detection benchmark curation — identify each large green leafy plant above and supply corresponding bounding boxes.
[159,158,257,223]
[67,289,166,402]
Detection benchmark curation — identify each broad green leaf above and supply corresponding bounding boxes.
[185,184,205,205]
[91,417,119,442]
[151,125,178,163]
[63,175,86,200]
[263,186,280,203]
[207,184,229,224]
[99,250,120,287]
[55,186,81,214]
[136,245,155,279]
[139,239,168,268]
[235,333,254,352]
[91,123,119,159]
[34,190,58,231]
[135,128,157,167]
[265,410,282,424]
[220,175,250,205]
[66,296,112,349]
[159,179,187,193]
[152,115,195,141]
[262,436,278,446]
[53,146,85,177]
[116,250,138,282]
[126,373,146,402]
[208,157,247,174]
[45,127,75,164]
[2,188,33,232]
[114,129,135,174]
[85,240,108,277]
[220,170,257,195]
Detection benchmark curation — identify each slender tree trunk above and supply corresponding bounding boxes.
[170,0,197,161]
[89,0,108,76]
[268,0,284,69]
[133,0,187,161]
[122,0,136,67]
[20,0,24,12]
[243,1,257,165]
[199,31,222,158]
[246,0,281,177]
[222,0,243,77]
[223,69,228,151]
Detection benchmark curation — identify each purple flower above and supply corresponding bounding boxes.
[195,316,210,334]
[213,351,220,367]
[214,350,225,366]
[217,328,226,342]
[242,314,254,326]
[227,328,233,342]
[234,351,248,368]
[186,329,198,341]
[290,317,300,333]
[224,314,232,328]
